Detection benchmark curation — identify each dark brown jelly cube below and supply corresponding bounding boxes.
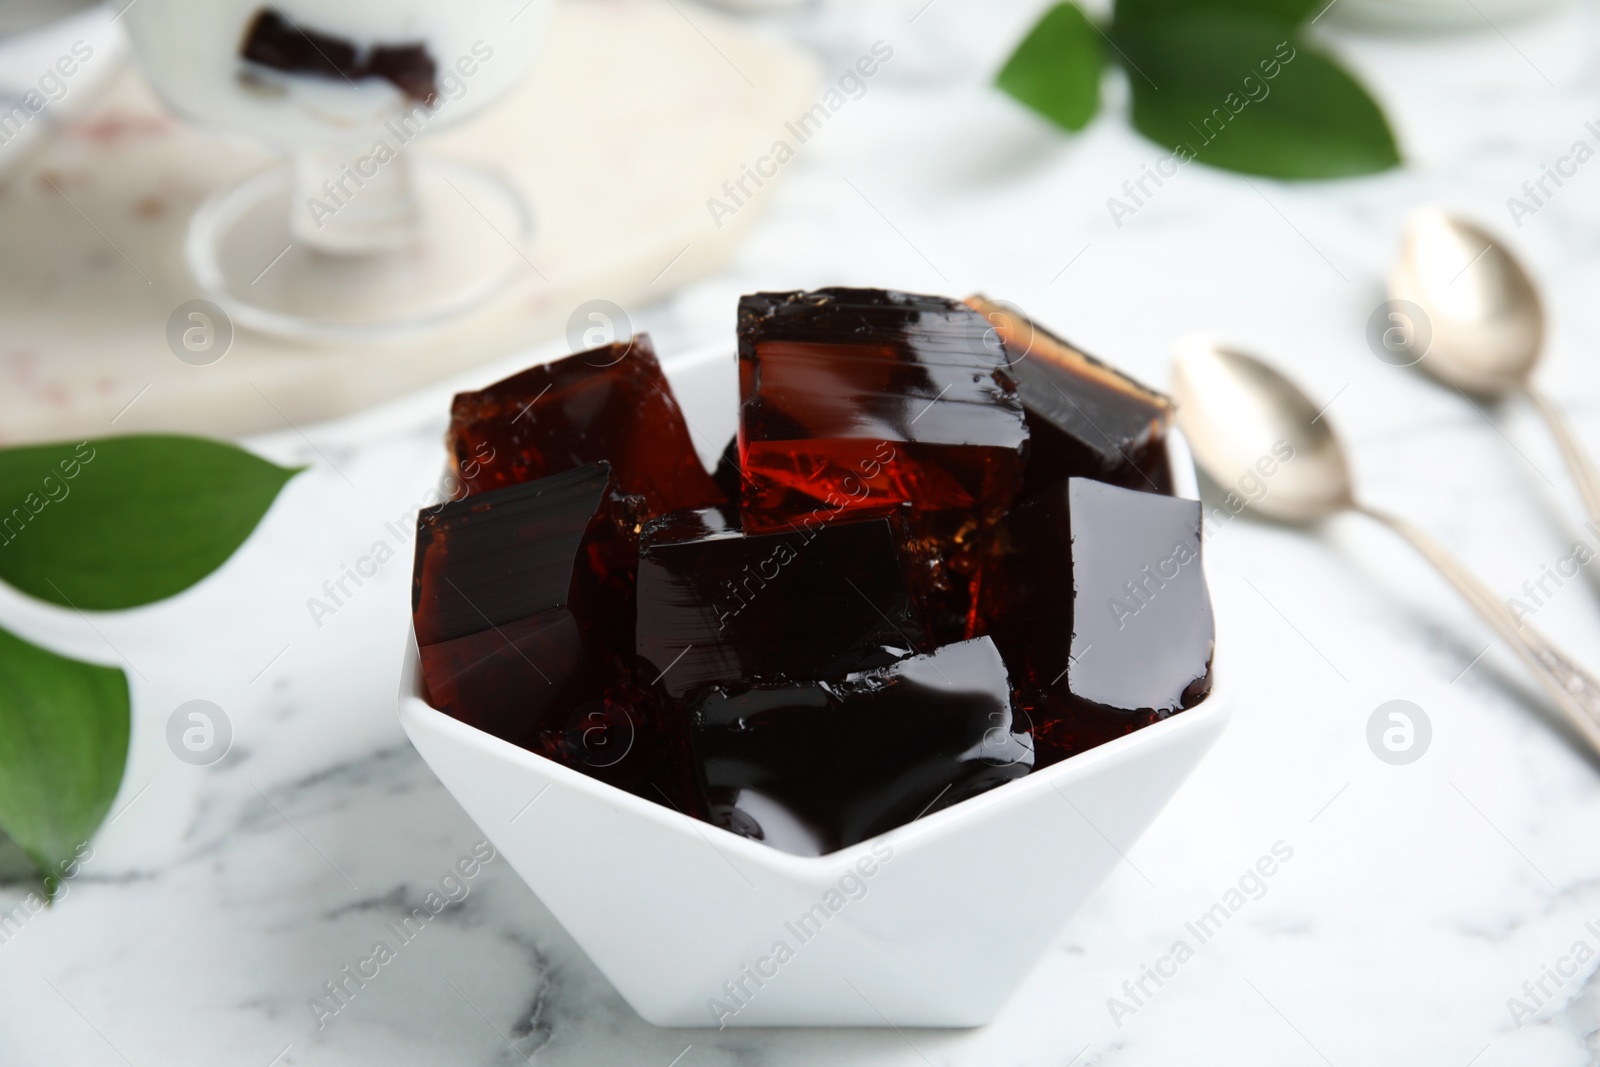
[688,637,1033,855]
[698,490,979,648]
[736,289,1028,535]
[366,44,438,103]
[241,10,360,80]
[891,509,1006,645]
[711,436,743,509]
[411,464,698,808]
[636,507,923,698]
[992,477,1213,766]
[447,334,723,519]
[965,297,1174,497]
[240,9,439,102]
[708,466,990,647]
[412,463,618,743]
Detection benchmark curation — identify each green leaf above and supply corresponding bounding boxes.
[0,624,129,881]
[0,435,299,610]
[1117,15,1401,179]
[1115,0,1323,30]
[0,827,38,885]
[998,2,1105,132]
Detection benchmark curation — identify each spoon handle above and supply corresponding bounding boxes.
[1525,386,1600,535]
[1360,504,1600,756]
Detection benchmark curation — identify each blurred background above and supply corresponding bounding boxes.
[2,0,1599,1063]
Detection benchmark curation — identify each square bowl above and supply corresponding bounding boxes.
[398,343,1231,1028]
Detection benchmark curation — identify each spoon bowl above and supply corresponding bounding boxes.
[1389,206,1544,396]
[1390,205,1600,531]
[1171,336,1354,523]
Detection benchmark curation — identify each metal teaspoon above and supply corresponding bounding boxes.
[1172,335,1600,758]
[1389,205,1600,532]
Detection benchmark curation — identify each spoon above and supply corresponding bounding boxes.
[1171,336,1600,758]
[1389,206,1600,531]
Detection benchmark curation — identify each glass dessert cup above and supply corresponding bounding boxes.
[125,0,550,341]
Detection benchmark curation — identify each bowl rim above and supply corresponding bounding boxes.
[399,342,1227,879]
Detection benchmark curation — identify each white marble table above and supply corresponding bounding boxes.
[4,0,1600,1063]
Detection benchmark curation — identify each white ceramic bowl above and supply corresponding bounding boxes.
[399,344,1231,1029]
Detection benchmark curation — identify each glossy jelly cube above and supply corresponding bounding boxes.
[447,334,724,518]
[736,289,1028,534]
[965,296,1174,497]
[992,476,1212,766]
[635,507,923,698]
[688,637,1033,855]
[719,424,986,644]
[711,435,743,508]
[412,463,620,742]
[411,464,699,807]
[892,508,1007,645]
